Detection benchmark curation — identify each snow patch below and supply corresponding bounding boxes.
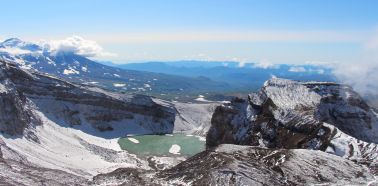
[81,66,88,72]
[63,68,79,75]
[197,136,206,141]
[0,83,8,93]
[195,95,210,102]
[128,138,140,144]
[113,83,126,87]
[169,144,181,155]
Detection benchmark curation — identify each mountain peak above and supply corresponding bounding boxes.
[0,38,42,52]
[1,38,24,47]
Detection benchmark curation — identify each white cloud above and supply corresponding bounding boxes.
[188,53,214,61]
[238,61,246,68]
[0,47,35,55]
[222,62,229,67]
[288,66,306,72]
[229,57,247,68]
[252,59,279,69]
[43,36,117,58]
[333,63,378,96]
[366,32,378,50]
[304,60,337,68]
[309,68,325,74]
[333,30,378,97]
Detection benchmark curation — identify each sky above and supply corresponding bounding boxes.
[1,0,378,64]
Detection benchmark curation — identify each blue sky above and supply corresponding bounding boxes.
[1,0,378,63]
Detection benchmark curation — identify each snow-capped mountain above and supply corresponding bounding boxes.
[0,38,231,100]
[0,38,42,51]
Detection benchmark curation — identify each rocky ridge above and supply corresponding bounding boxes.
[156,144,375,185]
[0,59,176,137]
[91,78,378,185]
[206,78,378,173]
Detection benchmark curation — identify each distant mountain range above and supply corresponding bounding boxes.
[106,60,336,92]
[0,38,233,101]
[0,38,336,102]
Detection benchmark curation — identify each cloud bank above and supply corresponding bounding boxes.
[0,47,33,55]
[332,30,378,97]
[288,66,306,72]
[43,36,116,58]
[252,60,279,69]
[333,63,378,96]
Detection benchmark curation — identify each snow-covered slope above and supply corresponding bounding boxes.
[0,59,178,137]
[207,78,378,173]
[0,137,90,185]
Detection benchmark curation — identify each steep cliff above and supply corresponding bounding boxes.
[0,59,177,139]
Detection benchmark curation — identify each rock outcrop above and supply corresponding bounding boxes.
[0,61,41,136]
[156,144,376,185]
[87,144,377,185]
[0,59,177,139]
[207,78,378,173]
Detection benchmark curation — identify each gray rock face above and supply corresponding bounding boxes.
[157,144,375,186]
[0,61,41,136]
[206,78,378,172]
[92,168,148,185]
[0,59,177,138]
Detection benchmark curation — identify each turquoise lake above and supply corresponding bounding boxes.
[118,134,205,156]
